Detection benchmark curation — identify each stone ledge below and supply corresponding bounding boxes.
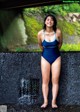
[7,105,80,112]
[0,105,7,112]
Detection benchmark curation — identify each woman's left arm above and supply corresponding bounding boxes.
[56,28,63,49]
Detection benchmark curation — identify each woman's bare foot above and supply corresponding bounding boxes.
[52,100,58,108]
[41,102,48,109]
[52,104,58,108]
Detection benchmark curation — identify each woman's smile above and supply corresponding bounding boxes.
[45,16,54,27]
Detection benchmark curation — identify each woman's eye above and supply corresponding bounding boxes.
[47,19,49,21]
[47,19,53,22]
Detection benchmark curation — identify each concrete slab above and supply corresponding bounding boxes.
[0,105,7,112]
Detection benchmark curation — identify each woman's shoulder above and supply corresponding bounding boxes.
[56,28,62,37]
[38,29,44,35]
[56,28,62,34]
[38,29,44,38]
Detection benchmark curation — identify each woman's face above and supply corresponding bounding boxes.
[45,16,54,28]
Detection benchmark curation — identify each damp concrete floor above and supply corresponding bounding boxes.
[7,105,80,112]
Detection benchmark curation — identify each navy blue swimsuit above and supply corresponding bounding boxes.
[42,32,60,64]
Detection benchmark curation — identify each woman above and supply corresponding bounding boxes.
[37,14,63,109]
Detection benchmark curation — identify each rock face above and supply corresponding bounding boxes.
[66,13,80,22]
[0,10,28,51]
[0,10,80,52]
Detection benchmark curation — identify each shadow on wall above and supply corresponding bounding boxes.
[0,9,27,52]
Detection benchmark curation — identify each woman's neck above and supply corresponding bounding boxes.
[45,27,54,33]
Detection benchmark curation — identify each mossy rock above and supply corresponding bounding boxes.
[23,15,42,44]
[58,20,75,36]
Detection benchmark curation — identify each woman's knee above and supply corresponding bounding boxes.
[52,78,59,84]
[42,78,50,85]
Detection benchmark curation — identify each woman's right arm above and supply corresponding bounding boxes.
[37,31,43,51]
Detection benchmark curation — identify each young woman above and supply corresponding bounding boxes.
[37,14,63,109]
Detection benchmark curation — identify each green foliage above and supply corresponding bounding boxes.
[73,22,80,35]
[68,3,80,12]
[57,20,75,36]
[15,47,26,52]
[61,44,80,51]
[41,5,67,16]
[23,3,80,17]
[41,3,80,16]
[23,7,42,15]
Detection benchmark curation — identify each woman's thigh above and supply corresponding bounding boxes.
[51,57,61,82]
[41,56,51,83]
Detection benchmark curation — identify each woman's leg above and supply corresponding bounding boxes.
[51,57,61,108]
[41,56,50,108]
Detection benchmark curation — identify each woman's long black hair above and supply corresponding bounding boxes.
[43,14,57,32]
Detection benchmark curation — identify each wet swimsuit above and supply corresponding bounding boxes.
[42,31,60,64]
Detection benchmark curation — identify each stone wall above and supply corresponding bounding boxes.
[0,52,80,105]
